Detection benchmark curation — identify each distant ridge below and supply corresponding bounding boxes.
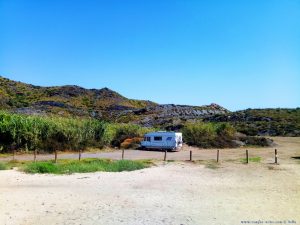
[1,75,299,136]
[0,76,228,123]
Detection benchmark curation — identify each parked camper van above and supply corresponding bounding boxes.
[141,131,183,151]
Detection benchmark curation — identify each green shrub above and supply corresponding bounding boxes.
[109,160,146,172]
[24,162,58,173]
[0,162,7,170]
[182,122,236,148]
[23,159,150,174]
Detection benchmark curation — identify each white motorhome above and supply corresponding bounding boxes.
[141,131,183,151]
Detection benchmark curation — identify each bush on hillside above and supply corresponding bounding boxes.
[182,122,236,148]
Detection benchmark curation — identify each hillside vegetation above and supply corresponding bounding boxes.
[0,76,229,124]
[0,76,156,120]
[182,122,272,148]
[205,108,300,136]
[1,76,299,137]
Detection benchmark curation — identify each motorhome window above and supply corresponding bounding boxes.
[147,137,151,142]
[166,137,172,141]
[154,136,162,141]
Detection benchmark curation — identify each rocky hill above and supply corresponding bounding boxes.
[1,76,299,136]
[115,103,229,128]
[0,76,228,125]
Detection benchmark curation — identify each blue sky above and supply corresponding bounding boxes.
[0,0,299,110]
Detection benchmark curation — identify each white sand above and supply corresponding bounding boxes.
[0,137,299,225]
[0,162,299,225]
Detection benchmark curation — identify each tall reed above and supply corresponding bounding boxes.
[0,111,152,153]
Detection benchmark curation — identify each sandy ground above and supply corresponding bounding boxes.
[0,137,299,225]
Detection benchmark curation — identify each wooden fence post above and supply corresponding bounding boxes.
[275,149,278,164]
[122,149,125,160]
[190,150,192,161]
[246,150,249,164]
[164,150,167,161]
[217,150,220,163]
[54,150,58,163]
[34,149,37,163]
[79,149,82,161]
